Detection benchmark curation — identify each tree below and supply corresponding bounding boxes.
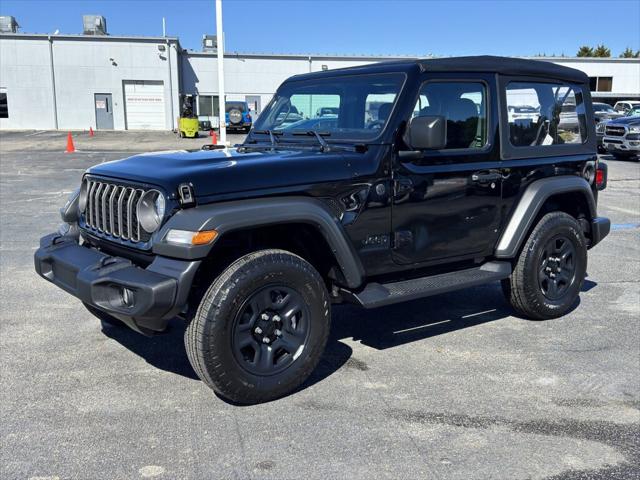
[577,46,594,57]
[619,47,640,58]
[593,44,611,57]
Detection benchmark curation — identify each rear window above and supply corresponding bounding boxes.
[506,82,587,147]
[225,102,247,113]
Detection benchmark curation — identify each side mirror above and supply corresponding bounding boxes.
[403,115,447,151]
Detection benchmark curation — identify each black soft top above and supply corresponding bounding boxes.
[418,56,588,83]
[290,55,588,84]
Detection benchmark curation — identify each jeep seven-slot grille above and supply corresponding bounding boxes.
[605,125,626,137]
[83,180,151,243]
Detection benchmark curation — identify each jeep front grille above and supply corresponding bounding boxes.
[83,179,151,243]
[605,125,626,137]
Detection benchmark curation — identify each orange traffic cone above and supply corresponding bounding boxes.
[89,127,94,137]
[211,130,217,144]
[65,132,76,153]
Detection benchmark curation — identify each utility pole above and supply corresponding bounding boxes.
[216,0,226,145]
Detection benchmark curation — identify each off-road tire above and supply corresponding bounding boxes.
[83,302,125,328]
[502,211,587,320]
[185,249,331,404]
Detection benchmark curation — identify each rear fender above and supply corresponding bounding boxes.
[495,176,596,258]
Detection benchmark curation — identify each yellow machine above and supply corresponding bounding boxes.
[178,95,200,138]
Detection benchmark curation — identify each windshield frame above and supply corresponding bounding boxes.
[249,71,408,145]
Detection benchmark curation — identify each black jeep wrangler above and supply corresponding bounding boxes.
[35,56,610,404]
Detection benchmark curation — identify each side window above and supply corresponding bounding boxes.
[506,82,586,147]
[412,82,487,149]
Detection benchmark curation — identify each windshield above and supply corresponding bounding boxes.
[593,103,615,113]
[252,73,405,141]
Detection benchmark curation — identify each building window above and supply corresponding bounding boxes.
[198,95,220,117]
[0,88,7,118]
[588,77,613,92]
[596,77,612,92]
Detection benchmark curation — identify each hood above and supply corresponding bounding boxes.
[595,111,623,120]
[86,147,352,198]
[606,115,640,126]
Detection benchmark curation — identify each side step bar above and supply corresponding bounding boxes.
[342,261,512,309]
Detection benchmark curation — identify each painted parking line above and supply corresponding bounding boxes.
[611,223,640,231]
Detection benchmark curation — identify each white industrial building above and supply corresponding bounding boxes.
[1,14,639,131]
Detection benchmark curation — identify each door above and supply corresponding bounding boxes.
[246,95,261,116]
[123,81,166,130]
[392,76,503,265]
[94,93,114,130]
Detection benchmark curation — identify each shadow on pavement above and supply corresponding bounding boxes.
[101,280,594,399]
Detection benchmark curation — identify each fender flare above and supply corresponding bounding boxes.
[495,175,596,258]
[153,196,365,289]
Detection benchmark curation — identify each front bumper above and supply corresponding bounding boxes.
[603,136,640,154]
[590,217,611,249]
[34,233,200,335]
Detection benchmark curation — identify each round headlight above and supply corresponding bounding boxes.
[78,178,89,213]
[137,189,165,233]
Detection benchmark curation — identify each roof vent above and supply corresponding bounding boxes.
[0,16,19,33]
[83,15,107,35]
[202,34,217,52]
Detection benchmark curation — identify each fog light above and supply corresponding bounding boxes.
[121,288,135,307]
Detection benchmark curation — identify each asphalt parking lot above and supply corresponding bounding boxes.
[1,131,638,480]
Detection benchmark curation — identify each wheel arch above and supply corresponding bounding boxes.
[495,176,596,259]
[154,196,365,289]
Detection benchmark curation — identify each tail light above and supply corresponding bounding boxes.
[596,162,607,190]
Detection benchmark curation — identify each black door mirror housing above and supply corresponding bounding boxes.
[403,115,447,151]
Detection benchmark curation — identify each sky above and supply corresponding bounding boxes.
[1,0,639,58]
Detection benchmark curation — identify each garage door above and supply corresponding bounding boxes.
[123,81,166,130]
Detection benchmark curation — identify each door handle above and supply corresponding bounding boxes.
[471,172,501,182]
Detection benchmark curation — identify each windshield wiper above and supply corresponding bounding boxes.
[291,130,331,152]
[253,129,283,148]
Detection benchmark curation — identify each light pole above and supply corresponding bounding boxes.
[216,0,226,145]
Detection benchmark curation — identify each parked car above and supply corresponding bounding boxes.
[626,106,640,117]
[225,101,252,132]
[316,107,339,117]
[35,56,610,404]
[507,105,539,122]
[596,120,608,153]
[602,116,640,160]
[613,100,640,115]
[592,102,623,123]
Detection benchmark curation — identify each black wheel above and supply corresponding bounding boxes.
[502,211,587,320]
[83,302,125,328]
[185,249,331,404]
